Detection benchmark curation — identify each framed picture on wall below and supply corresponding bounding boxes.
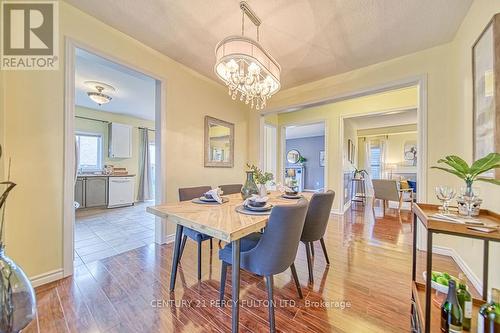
[319,150,325,167]
[472,13,500,179]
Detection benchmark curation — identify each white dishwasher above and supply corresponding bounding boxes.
[108,176,135,208]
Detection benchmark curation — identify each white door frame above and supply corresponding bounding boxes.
[63,38,168,277]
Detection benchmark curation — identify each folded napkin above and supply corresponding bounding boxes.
[244,194,269,207]
[277,184,294,194]
[205,188,224,204]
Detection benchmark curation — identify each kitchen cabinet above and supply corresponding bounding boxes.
[75,176,108,209]
[109,122,132,158]
[74,178,85,208]
[85,177,108,207]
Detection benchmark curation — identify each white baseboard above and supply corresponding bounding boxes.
[30,269,64,288]
[165,233,175,244]
[432,245,482,293]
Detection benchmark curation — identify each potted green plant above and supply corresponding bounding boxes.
[431,153,500,196]
[246,164,274,197]
[353,168,368,179]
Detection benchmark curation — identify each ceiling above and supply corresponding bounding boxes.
[347,108,417,130]
[75,48,156,121]
[286,123,325,139]
[66,0,472,90]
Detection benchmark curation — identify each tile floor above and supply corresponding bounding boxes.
[74,201,155,266]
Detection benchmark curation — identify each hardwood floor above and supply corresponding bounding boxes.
[24,203,476,333]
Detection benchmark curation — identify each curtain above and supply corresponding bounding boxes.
[363,139,374,197]
[137,128,152,201]
[379,136,388,179]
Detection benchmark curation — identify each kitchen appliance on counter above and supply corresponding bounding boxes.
[108,176,135,208]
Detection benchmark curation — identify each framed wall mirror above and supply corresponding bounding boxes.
[287,149,301,164]
[204,116,234,168]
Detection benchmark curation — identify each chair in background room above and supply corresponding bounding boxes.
[219,184,243,195]
[178,186,213,280]
[301,190,335,284]
[218,199,309,332]
[372,179,403,214]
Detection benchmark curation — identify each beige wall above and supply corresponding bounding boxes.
[75,106,155,197]
[343,120,357,172]
[1,2,250,279]
[256,0,500,290]
[0,69,4,178]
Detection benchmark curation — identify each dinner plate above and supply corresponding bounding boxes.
[199,196,217,202]
[244,203,273,212]
[282,194,303,199]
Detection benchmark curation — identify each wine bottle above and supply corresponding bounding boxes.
[457,274,472,331]
[441,279,463,333]
[478,288,500,333]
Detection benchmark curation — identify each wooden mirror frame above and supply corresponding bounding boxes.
[204,116,235,168]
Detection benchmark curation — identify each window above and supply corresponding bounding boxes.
[76,132,103,172]
[370,141,381,179]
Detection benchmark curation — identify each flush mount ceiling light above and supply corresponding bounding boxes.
[85,81,116,106]
[214,1,281,110]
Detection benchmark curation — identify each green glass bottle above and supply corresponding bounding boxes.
[441,279,463,333]
[457,274,472,331]
[477,288,500,333]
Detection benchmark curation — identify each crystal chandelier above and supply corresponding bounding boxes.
[214,1,281,110]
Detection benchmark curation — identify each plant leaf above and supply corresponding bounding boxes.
[470,153,500,177]
[437,155,470,174]
[430,166,467,179]
[476,177,500,186]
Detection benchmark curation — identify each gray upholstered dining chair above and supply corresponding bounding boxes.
[218,199,309,332]
[301,190,335,284]
[218,184,243,195]
[178,186,213,280]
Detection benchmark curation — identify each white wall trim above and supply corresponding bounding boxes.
[63,37,168,281]
[30,269,64,288]
[431,246,482,293]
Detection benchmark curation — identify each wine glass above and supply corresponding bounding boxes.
[459,187,480,217]
[435,186,456,213]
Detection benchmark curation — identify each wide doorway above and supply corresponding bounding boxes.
[70,47,161,267]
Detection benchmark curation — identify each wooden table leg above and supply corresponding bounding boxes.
[231,239,241,333]
[424,230,433,333]
[170,224,184,291]
[412,213,417,281]
[483,240,489,301]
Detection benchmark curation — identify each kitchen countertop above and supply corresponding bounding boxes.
[77,174,136,178]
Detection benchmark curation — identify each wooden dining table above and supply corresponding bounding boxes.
[146,191,311,333]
